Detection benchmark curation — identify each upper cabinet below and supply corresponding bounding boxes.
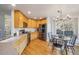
[40,19,47,24]
[27,19,47,28]
[14,10,28,28]
[37,19,47,28]
[14,10,20,28]
[14,10,47,28]
[27,19,37,28]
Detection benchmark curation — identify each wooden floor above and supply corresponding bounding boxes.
[22,39,57,55]
[21,39,79,55]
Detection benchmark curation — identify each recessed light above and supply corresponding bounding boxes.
[34,17,37,19]
[27,11,31,15]
[11,4,16,7]
[40,17,42,19]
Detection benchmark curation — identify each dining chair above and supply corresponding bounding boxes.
[48,32,53,42]
[66,35,77,55]
[47,32,54,51]
[50,34,65,54]
[48,33,65,54]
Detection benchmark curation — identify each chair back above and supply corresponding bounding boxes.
[68,35,77,46]
[48,32,52,42]
[48,32,51,39]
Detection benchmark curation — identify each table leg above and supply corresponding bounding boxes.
[64,40,68,55]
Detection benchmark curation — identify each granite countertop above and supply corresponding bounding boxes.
[0,34,27,43]
[0,36,19,43]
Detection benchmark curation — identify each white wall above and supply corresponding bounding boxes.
[78,17,79,38]
[51,19,56,35]
[47,17,56,42]
[75,17,79,45]
[72,17,78,35]
[47,17,51,42]
[47,17,79,43]
[11,7,15,36]
[0,12,3,40]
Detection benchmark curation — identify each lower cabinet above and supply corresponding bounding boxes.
[13,34,27,54]
[17,38,27,54]
[30,32,39,40]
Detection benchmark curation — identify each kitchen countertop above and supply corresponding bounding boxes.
[0,34,28,55]
[0,34,27,43]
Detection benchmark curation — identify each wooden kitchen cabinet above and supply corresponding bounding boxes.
[14,11,20,28]
[14,10,37,28]
[36,19,47,28]
[30,32,39,40]
[14,10,47,28]
[27,19,47,28]
[14,10,28,28]
[13,34,27,54]
[40,19,47,24]
[36,21,40,28]
[27,19,37,28]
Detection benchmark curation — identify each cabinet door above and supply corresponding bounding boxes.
[14,11,28,28]
[18,13,24,28]
[31,20,37,28]
[37,20,47,28]
[28,19,37,28]
[27,19,32,28]
[14,11,20,28]
[31,32,38,40]
[36,21,40,28]
[23,22,27,28]
[40,20,47,24]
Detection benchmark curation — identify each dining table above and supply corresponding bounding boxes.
[53,35,71,55]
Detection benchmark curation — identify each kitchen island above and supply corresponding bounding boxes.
[0,34,28,55]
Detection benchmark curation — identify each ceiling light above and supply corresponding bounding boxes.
[34,17,37,19]
[27,11,31,15]
[11,4,16,7]
[40,17,42,19]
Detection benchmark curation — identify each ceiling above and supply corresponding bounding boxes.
[15,4,79,19]
[0,4,12,14]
